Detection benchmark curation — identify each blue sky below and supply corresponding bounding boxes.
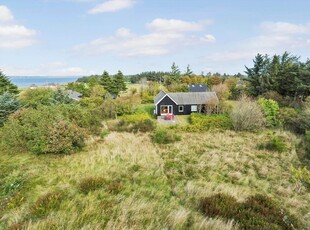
[1,0,310,76]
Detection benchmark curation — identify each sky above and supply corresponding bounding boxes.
[1,0,310,76]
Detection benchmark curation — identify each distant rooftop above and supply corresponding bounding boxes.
[188,84,209,92]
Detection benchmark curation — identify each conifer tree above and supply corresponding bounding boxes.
[100,70,112,91]
[0,71,18,95]
[111,70,127,96]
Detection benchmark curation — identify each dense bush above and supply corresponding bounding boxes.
[184,113,232,132]
[99,97,138,119]
[121,113,151,124]
[151,128,181,144]
[258,97,281,127]
[279,107,310,134]
[19,88,54,108]
[279,107,298,131]
[262,91,290,106]
[110,113,156,133]
[230,96,265,131]
[0,106,87,154]
[200,193,301,229]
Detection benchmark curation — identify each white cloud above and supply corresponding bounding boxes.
[75,18,215,56]
[0,5,37,49]
[2,62,93,76]
[0,5,14,22]
[207,21,310,62]
[88,0,136,14]
[146,18,206,33]
[261,21,310,34]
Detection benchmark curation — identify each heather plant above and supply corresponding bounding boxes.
[30,191,64,218]
[78,176,107,194]
[200,193,302,229]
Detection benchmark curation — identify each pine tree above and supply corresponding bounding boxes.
[170,62,181,76]
[245,53,270,96]
[0,71,18,95]
[100,71,112,91]
[184,64,193,76]
[111,70,127,96]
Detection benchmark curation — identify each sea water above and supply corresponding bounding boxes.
[9,76,79,88]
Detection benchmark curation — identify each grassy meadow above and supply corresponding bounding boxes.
[1,129,309,229]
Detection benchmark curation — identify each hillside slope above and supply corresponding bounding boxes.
[0,131,309,229]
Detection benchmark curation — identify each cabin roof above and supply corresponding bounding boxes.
[154,90,218,105]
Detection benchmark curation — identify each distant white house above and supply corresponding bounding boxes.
[67,90,82,101]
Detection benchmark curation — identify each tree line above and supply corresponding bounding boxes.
[245,52,310,100]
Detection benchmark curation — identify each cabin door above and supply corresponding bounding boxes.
[160,105,173,115]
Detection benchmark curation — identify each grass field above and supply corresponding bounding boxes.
[0,130,309,229]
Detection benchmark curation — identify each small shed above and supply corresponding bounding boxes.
[154,90,219,116]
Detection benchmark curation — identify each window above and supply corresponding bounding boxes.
[191,105,197,112]
[160,105,173,115]
[178,105,184,112]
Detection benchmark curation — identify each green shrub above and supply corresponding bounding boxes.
[258,97,281,127]
[279,107,298,131]
[151,128,181,144]
[0,106,87,154]
[78,176,106,194]
[99,97,137,118]
[183,113,232,132]
[121,113,150,124]
[20,88,54,108]
[199,193,302,229]
[30,191,64,218]
[110,113,156,133]
[279,107,310,134]
[258,133,287,153]
[132,119,156,133]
